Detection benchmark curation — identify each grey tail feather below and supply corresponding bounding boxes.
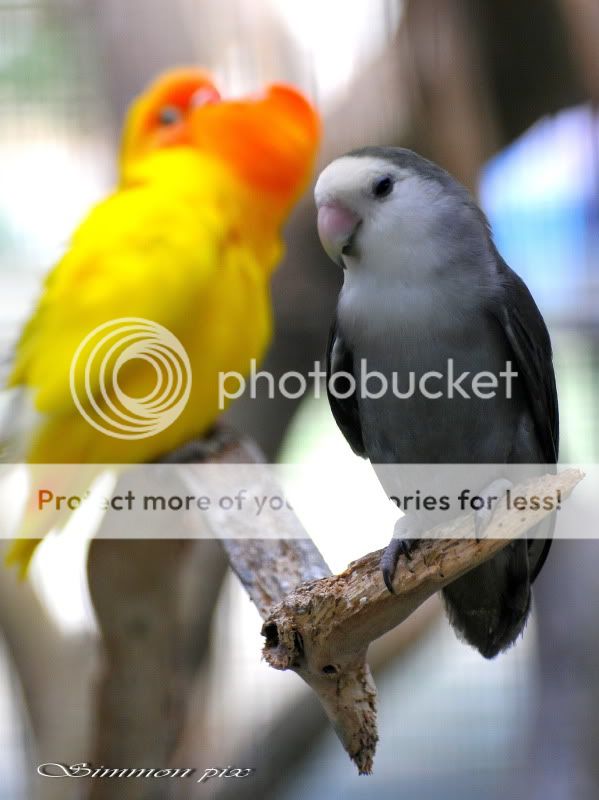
[441,541,531,659]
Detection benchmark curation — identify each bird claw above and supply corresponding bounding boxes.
[380,537,419,594]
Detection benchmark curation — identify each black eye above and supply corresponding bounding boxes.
[372,176,393,199]
[158,105,182,126]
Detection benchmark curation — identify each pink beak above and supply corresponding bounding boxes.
[317,202,361,265]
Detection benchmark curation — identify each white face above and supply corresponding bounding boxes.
[314,155,463,281]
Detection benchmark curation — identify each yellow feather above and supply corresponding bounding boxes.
[4,538,41,579]
[4,70,319,576]
[5,151,278,571]
[11,150,277,456]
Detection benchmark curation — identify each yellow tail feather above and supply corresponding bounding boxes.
[4,537,41,579]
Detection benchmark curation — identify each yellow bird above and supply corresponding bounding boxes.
[2,68,320,573]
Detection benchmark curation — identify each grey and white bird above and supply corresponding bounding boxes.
[314,147,558,659]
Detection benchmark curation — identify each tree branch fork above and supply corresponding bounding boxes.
[257,468,583,773]
[186,433,583,775]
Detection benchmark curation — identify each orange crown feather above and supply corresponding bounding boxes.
[120,68,321,211]
[189,83,321,209]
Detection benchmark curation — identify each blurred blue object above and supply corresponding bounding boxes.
[480,105,599,323]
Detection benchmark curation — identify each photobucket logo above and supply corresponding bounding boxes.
[70,318,192,440]
[219,358,518,409]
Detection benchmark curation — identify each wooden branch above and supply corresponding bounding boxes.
[88,426,583,782]
[87,538,193,800]
[175,431,583,774]
[259,469,583,774]
[87,433,232,800]
[210,605,440,800]
[0,544,97,800]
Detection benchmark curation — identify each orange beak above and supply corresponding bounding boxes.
[190,84,321,210]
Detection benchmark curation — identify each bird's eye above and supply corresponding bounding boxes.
[372,176,394,199]
[158,106,183,126]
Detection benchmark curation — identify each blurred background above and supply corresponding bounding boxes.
[1,0,598,798]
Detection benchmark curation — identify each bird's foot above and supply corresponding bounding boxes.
[380,516,422,594]
[473,478,513,541]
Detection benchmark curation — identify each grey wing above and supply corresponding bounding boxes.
[326,318,366,457]
[492,257,559,581]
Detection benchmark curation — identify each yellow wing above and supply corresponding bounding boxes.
[4,155,277,573]
[6,154,276,467]
[9,182,221,417]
